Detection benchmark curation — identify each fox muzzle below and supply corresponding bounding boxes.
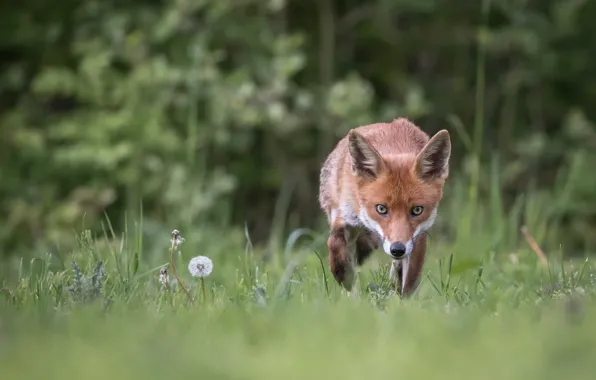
[389,242,407,259]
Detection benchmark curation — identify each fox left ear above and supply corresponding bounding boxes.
[414,129,451,182]
[348,131,385,180]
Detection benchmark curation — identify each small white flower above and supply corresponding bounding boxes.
[188,256,213,278]
[170,229,185,250]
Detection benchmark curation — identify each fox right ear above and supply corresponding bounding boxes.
[348,131,384,180]
[414,129,451,182]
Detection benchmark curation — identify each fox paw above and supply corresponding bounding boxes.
[330,260,355,291]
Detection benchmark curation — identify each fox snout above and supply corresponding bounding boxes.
[389,242,407,259]
[380,233,415,260]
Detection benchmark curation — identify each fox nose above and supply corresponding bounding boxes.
[389,242,407,259]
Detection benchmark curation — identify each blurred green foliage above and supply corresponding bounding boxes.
[1,0,596,257]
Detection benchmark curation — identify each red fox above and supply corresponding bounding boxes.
[318,118,451,297]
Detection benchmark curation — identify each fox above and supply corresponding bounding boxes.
[318,118,451,297]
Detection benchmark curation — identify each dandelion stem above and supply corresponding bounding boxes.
[200,278,206,302]
[169,241,194,305]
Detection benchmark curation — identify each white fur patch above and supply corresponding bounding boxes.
[358,207,391,256]
[389,257,410,294]
[358,208,383,236]
[415,207,437,238]
[401,256,409,291]
[329,208,338,223]
[383,240,392,255]
[341,203,361,227]
[404,207,437,255]
[405,240,414,256]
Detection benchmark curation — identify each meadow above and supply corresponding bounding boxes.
[1,184,595,380]
[3,1,596,379]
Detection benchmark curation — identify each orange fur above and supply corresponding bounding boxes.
[318,118,451,296]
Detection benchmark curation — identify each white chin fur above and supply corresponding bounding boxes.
[401,256,409,291]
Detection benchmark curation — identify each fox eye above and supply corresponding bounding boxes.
[411,206,424,216]
[375,204,388,215]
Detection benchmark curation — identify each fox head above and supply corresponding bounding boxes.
[348,129,451,260]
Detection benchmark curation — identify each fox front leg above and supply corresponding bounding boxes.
[390,233,427,297]
[327,226,356,292]
[389,260,403,295]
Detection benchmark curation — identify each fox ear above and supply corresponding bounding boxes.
[414,129,451,182]
[348,131,384,180]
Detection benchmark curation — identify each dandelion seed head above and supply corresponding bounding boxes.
[170,229,185,250]
[188,256,213,278]
[158,267,170,289]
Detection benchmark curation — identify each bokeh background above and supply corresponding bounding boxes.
[2,0,596,271]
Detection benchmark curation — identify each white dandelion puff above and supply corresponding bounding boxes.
[170,229,185,250]
[188,255,213,302]
[188,256,213,278]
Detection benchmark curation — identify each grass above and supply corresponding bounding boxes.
[2,107,594,379]
[1,24,594,375]
[1,208,596,380]
[4,1,596,378]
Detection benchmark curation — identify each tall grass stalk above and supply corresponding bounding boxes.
[465,0,491,238]
[169,230,194,305]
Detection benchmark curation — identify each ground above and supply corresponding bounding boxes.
[0,227,595,380]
